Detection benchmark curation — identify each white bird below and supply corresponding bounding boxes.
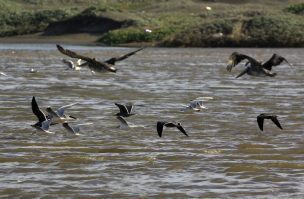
[62,59,82,70]
[0,71,7,76]
[46,103,78,125]
[181,100,207,112]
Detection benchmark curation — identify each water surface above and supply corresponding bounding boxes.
[0,45,303,198]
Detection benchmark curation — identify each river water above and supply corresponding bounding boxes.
[0,44,303,198]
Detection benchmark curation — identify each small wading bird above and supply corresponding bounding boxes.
[115,103,134,117]
[156,121,189,137]
[56,44,144,73]
[31,96,53,134]
[227,52,292,78]
[257,113,283,131]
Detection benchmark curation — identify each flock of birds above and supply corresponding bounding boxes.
[28,44,292,136]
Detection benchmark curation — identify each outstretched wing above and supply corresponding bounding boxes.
[57,102,79,117]
[227,52,260,72]
[176,125,189,137]
[57,44,117,73]
[32,96,46,123]
[116,116,129,128]
[157,121,166,137]
[62,122,80,134]
[115,103,129,115]
[270,116,283,130]
[262,54,291,71]
[57,44,93,62]
[257,115,264,131]
[235,67,249,78]
[105,48,144,65]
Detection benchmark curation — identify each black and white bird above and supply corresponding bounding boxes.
[227,52,291,78]
[156,121,189,137]
[115,103,134,117]
[56,44,144,73]
[31,96,52,133]
[257,113,283,131]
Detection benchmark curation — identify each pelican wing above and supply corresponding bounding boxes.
[32,96,46,123]
[105,47,144,65]
[262,54,291,70]
[227,52,260,72]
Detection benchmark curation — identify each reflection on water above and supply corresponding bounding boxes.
[0,44,303,198]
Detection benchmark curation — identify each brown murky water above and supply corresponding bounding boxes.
[0,44,303,198]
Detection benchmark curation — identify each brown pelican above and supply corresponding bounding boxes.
[257,113,283,131]
[227,52,291,78]
[115,103,134,117]
[56,44,144,73]
[156,121,188,137]
[31,96,52,134]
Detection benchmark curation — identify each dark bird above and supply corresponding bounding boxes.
[31,96,52,133]
[227,52,291,78]
[257,113,283,131]
[156,121,189,137]
[56,44,144,73]
[115,103,134,117]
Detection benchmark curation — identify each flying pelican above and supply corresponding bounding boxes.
[56,44,144,73]
[257,113,283,131]
[156,121,188,137]
[227,52,291,78]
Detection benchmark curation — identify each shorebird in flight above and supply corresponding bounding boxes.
[31,96,52,134]
[45,103,78,125]
[257,113,283,131]
[156,121,189,137]
[181,100,207,112]
[115,103,134,117]
[56,44,144,73]
[227,52,291,78]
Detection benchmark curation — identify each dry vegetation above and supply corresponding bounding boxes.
[0,0,303,47]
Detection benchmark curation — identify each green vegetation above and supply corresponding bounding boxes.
[0,0,303,47]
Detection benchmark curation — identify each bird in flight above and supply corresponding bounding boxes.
[227,52,291,78]
[56,44,144,73]
[31,96,52,134]
[115,103,135,117]
[257,113,283,131]
[156,121,189,137]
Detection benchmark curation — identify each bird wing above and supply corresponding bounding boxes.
[227,52,260,72]
[176,125,189,137]
[32,96,47,123]
[57,102,78,117]
[115,103,128,114]
[257,115,264,131]
[235,67,249,78]
[62,122,80,134]
[116,116,129,127]
[104,47,144,65]
[270,116,283,130]
[46,107,60,118]
[262,54,291,71]
[125,103,133,114]
[157,121,166,137]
